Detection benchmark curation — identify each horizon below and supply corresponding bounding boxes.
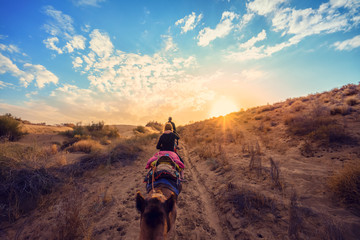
[1,0,359,125]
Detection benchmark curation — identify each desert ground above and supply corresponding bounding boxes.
[1,83,360,239]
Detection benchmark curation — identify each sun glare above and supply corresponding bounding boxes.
[209,97,238,117]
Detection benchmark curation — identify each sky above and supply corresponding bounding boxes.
[0,0,359,125]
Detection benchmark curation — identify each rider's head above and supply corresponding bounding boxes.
[164,122,173,131]
[168,116,172,121]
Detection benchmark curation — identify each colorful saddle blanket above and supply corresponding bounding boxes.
[146,151,185,170]
[146,178,182,196]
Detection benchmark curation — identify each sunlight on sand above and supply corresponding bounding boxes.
[209,97,238,118]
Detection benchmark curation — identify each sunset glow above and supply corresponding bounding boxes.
[209,98,238,118]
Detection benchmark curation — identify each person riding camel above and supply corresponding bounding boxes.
[168,117,179,147]
[156,122,179,152]
[156,122,184,164]
[168,117,176,133]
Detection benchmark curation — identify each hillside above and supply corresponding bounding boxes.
[0,83,360,239]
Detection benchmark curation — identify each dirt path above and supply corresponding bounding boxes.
[174,145,226,240]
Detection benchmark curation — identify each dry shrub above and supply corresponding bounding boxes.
[0,160,59,222]
[286,103,352,145]
[68,139,103,154]
[330,105,351,116]
[290,100,305,112]
[62,141,142,177]
[299,140,315,157]
[145,121,163,131]
[328,162,360,208]
[51,144,58,154]
[56,192,93,240]
[133,125,148,134]
[226,184,278,220]
[288,191,302,240]
[346,97,358,106]
[269,157,282,190]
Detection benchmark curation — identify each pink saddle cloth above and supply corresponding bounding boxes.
[146,151,185,169]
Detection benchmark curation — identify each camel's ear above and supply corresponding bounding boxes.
[164,194,176,213]
[136,191,146,213]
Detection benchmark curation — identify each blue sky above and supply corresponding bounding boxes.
[0,0,359,125]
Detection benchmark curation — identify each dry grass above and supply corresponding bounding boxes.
[67,139,103,154]
[225,184,278,221]
[328,161,360,209]
[56,190,93,240]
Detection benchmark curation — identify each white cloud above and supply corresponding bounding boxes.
[0,80,13,89]
[239,29,267,48]
[247,0,286,16]
[43,37,63,54]
[73,0,106,7]
[162,35,177,52]
[197,11,239,47]
[64,35,86,53]
[72,56,83,68]
[175,12,203,33]
[23,63,58,88]
[330,0,360,9]
[89,29,113,58]
[0,44,20,53]
[333,35,360,50]
[0,53,34,87]
[43,6,74,37]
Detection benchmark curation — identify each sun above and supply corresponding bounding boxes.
[209,97,238,117]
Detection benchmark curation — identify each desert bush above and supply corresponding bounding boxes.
[346,97,358,106]
[330,105,351,115]
[288,191,302,240]
[61,122,119,140]
[269,157,282,190]
[342,84,358,96]
[146,121,163,131]
[133,125,148,134]
[0,114,24,141]
[328,162,360,208]
[56,190,93,240]
[62,141,142,177]
[285,103,352,144]
[67,140,103,154]
[226,184,278,220]
[0,158,59,222]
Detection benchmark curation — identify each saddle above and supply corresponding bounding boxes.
[144,156,182,195]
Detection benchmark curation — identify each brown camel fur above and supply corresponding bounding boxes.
[136,186,177,240]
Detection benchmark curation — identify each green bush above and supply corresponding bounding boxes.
[0,114,24,141]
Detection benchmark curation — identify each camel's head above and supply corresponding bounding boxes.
[136,191,177,239]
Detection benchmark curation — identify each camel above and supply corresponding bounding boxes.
[136,186,177,240]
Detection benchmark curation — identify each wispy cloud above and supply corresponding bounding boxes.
[197,11,239,47]
[23,63,58,88]
[333,35,360,51]
[43,6,75,37]
[175,12,203,33]
[0,44,20,53]
[238,29,266,49]
[0,50,58,88]
[43,6,87,54]
[247,0,286,16]
[73,0,106,7]
[43,37,63,54]
[0,53,34,87]
[225,0,360,61]
[0,80,13,89]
